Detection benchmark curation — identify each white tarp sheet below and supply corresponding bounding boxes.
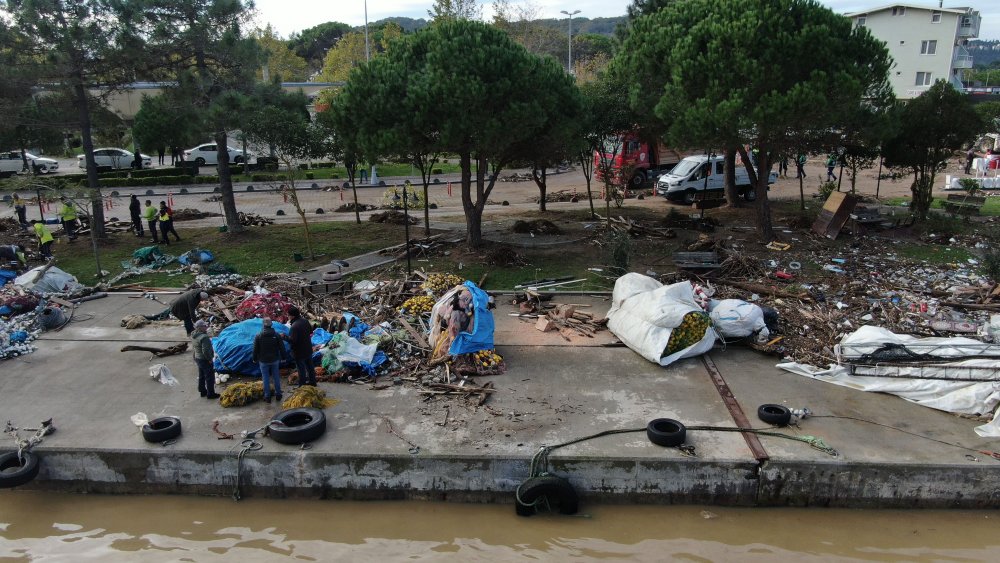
[777,326,1000,437]
[606,274,717,366]
[14,265,82,294]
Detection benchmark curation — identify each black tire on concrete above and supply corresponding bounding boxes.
[0,451,40,488]
[743,186,757,202]
[269,408,327,445]
[142,416,182,443]
[646,418,687,447]
[758,404,792,426]
[515,475,579,517]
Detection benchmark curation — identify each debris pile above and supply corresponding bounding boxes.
[369,210,419,224]
[511,219,562,235]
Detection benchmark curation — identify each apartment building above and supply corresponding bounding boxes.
[845,4,982,99]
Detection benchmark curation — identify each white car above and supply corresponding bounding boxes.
[0,150,59,174]
[78,148,152,170]
[184,143,249,165]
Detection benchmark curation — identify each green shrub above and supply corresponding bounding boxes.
[298,163,309,170]
[251,174,277,182]
[331,173,340,179]
[305,172,314,180]
[818,181,837,200]
[432,168,443,175]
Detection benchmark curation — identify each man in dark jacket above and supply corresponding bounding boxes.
[252,318,285,403]
[191,320,218,399]
[284,306,316,386]
[170,288,209,335]
[128,194,143,237]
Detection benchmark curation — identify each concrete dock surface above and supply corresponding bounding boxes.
[2,293,999,508]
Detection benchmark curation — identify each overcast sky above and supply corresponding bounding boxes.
[252,1,997,40]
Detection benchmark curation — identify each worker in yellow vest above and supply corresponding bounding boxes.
[58,197,78,241]
[31,220,54,258]
[143,199,159,243]
[157,201,180,244]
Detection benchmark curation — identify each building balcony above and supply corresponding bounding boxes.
[957,13,981,38]
[953,54,974,69]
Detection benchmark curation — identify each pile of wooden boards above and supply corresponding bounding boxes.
[534,303,607,340]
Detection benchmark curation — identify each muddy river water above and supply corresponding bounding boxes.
[2,491,999,561]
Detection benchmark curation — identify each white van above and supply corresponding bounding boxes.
[655,155,777,203]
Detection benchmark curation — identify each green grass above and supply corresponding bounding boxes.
[896,244,972,264]
[57,221,408,287]
[882,195,1000,216]
[232,161,465,183]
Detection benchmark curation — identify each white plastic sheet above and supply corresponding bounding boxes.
[777,325,1000,438]
[149,364,178,386]
[606,274,717,366]
[14,265,82,294]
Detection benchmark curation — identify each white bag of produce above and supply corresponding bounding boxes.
[607,274,718,366]
[709,299,768,339]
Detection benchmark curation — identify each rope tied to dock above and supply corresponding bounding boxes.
[231,424,269,502]
[4,419,56,463]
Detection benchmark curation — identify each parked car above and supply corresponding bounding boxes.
[184,143,250,165]
[0,150,59,174]
[78,148,152,170]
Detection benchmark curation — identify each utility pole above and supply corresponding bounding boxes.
[560,9,581,75]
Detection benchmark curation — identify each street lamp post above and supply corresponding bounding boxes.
[560,9,581,74]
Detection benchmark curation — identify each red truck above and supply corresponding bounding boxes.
[594,133,695,189]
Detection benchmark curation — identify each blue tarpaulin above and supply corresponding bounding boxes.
[212,318,292,377]
[449,281,494,356]
[179,249,215,266]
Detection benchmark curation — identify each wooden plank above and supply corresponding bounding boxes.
[212,296,236,321]
[811,191,857,240]
[48,296,76,309]
[399,317,430,349]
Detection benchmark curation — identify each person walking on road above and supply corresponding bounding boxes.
[284,306,316,387]
[157,146,166,166]
[170,288,209,335]
[10,193,28,230]
[252,318,285,404]
[795,154,806,179]
[31,220,53,258]
[191,320,218,399]
[825,154,838,182]
[143,200,159,243]
[128,195,144,237]
[158,201,180,244]
[58,197,78,241]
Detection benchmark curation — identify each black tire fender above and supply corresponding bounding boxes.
[647,418,686,447]
[0,451,41,488]
[682,190,697,204]
[758,404,792,426]
[195,157,206,166]
[143,416,182,443]
[515,475,579,517]
[743,185,757,202]
[269,407,327,445]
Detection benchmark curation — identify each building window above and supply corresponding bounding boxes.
[931,10,942,23]
[892,6,906,16]
[920,40,937,55]
[857,15,867,27]
[915,72,932,86]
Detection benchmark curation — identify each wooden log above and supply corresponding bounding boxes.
[535,317,556,332]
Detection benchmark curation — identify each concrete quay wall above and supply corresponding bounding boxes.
[11,448,999,509]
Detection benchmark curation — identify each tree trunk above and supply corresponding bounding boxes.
[532,165,547,212]
[74,82,106,238]
[417,156,432,237]
[459,151,482,248]
[345,161,360,224]
[798,171,805,211]
[738,144,775,242]
[214,131,243,233]
[577,151,595,219]
[723,147,741,208]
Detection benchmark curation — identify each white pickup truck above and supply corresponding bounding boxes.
[655,155,777,204]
